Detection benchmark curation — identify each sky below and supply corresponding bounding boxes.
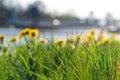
[6,0,120,19]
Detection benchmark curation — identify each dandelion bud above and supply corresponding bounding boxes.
[39,38,47,45]
[55,39,66,46]
[76,34,81,41]
[86,33,94,41]
[10,37,18,43]
[29,29,39,39]
[0,35,5,44]
[90,29,95,35]
[70,43,75,49]
[67,36,76,43]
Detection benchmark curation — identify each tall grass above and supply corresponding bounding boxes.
[0,28,120,80]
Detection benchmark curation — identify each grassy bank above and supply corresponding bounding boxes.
[0,28,120,80]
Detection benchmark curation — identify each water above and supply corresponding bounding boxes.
[0,26,109,41]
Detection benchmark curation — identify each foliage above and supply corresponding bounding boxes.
[0,28,120,80]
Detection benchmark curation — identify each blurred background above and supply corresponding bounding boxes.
[0,0,120,39]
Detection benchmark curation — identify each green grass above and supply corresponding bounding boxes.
[0,37,120,80]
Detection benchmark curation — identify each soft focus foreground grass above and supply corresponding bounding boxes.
[0,28,120,80]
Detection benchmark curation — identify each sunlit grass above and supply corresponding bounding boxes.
[0,28,120,80]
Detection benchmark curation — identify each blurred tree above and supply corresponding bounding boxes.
[0,0,42,27]
[0,0,13,25]
[50,10,78,20]
[25,1,47,28]
[61,10,77,20]
[24,1,51,28]
[61,13,78,20]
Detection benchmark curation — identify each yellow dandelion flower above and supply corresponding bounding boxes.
[81,37,89,45]
[97,38,110,46]
[81,39,88,45]
[76,34,81,41]
[89,29,95,35]
[19,29,26,39]
[24,28,31,35]
[0,35,5,43]
[101,38,110,44]
[86,33,94,41]
[55,39,66,45]
[97,41,103,47]
[29,29,39,39]
[10,37,18,43]
[70,43,75,49]
[39,38,47,44]
[67,36,76,43]
[19,28,32,39]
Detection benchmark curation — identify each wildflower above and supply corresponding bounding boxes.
[82,40,88,45]
[19,29,26,39]
[0,35,5,43]
[90,29,95,35]
[101,38,110,44]
[10,37,18,43]
[81,37,89,46]
[29,29,39,39]
[24,28,31,35]
[86,33,94,41]
[55,39,66,45]
[97,41,102,47]
[67,36,76,43]
[97,38,110,46]
[70,43,75,49]
[39,38,47,44]
[76,34,81,41]
[19,28,31,39]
